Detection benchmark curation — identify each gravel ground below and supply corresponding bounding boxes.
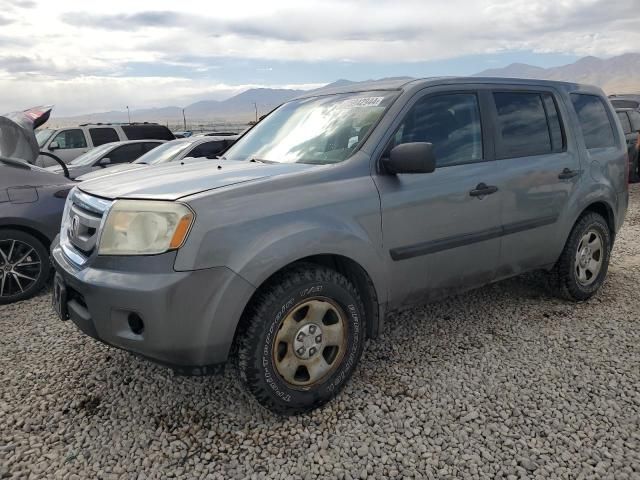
[2,186,640,480]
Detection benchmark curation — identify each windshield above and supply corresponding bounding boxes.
[134,140,194,165]
[224,91,397,164]
[69,143,114,166]
[36,128,54,147]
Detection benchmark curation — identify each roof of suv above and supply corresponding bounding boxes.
[294,76,594,100]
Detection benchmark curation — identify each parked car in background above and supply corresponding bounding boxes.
[52,78,628,414]
[609,94,640,111]
[35,122,174,166]
[44,140,165,180]
[1,159,73,304]
[76,135,238,181]
[615,108,640,183]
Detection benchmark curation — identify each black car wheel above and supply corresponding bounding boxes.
[237,263,366,415]
[0,229,50,304]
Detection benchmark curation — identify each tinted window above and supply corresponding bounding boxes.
[571,94,615,149]
[52,129,87,149]
[108,144,144,164]
[617,112,632,134]
[189,141,225,158]
[494,92,551,157]
[610,99,639,109]
[121,125,174,141]
[628,110,640,131]
[141,142,162,153]
[89,128,119,146]
[389,93,483,167]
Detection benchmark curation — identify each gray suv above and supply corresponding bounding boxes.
[51,78,629,414]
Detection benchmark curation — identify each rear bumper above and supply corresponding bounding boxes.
[51,237,255,370]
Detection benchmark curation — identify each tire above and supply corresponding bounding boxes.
[552,213,611,301]
[631,151,640,183]
[236,263,366,415]
[0,229,50,305]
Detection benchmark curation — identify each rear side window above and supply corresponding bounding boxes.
[121,125,174,141]
[493,92,564,158]
[610,99,640,109]
[189,141,226,158]
[89,127,119,146]
[571,94,615,149]
[617,112,632,134]
[628,110,640,131]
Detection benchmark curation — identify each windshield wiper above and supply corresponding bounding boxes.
[249,157,275,164]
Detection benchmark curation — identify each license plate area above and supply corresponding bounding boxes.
[52,273,69,321]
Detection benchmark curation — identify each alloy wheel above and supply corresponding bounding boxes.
[0,239,42,298]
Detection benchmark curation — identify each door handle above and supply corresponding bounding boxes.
[469,183,498,197]
[558,168,579,180]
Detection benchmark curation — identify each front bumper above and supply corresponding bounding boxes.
[51,237,255,370]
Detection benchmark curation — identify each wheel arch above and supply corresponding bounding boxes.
[0,223,52,250]
[578,200,616,241]
[232,253,382,353]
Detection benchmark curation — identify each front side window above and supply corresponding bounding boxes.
[386,93,483,167]
[52,129,87,149]
[494,92,555,158]
[108,144,144,164]
[571,94,615,149]
[224,91,397,164]
[69,143,114,166]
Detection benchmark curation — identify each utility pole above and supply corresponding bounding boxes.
[253,102,258,123]
[182,108,187,131]
[126,106,131,124]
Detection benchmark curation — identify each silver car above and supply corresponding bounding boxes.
[51,78,628,414]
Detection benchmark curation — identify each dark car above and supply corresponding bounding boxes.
[1,158,73,303]
[44,140,165,180]
[615,108,640,182]
[609,94,640,111]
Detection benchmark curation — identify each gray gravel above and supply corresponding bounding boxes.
[2,186,640,480]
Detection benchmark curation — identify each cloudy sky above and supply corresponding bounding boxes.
[0,0,638,116]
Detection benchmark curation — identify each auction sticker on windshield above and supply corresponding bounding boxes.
[339,97,385,108]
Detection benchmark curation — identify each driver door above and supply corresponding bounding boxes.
[374,88,503,307]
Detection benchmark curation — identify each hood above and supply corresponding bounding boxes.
[78,159,313,200]
[75,163,145,182]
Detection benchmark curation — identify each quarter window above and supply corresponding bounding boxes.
[571,94,616,149]
[388,93,483,167]
[493,92,562,158]
[51,129,87,149]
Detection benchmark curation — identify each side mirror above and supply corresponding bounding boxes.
[98,157,111,167]
[48,141,59,151]
[383,142,436,174]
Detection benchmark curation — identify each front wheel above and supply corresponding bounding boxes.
[0,229,50,304]
[552,213,611,301]
[236,264,366,415]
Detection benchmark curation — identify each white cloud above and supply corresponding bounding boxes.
[0,0,638,114]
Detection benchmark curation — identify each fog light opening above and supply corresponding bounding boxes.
[128,313,144,335]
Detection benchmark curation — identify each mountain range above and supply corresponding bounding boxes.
[53,54,640,125]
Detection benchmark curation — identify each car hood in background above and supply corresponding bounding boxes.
[75,163,146,182]
[78,160,313,201]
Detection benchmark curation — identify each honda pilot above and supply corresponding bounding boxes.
[51,78,628,414]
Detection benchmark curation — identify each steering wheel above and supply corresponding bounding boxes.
[38,151,70,179]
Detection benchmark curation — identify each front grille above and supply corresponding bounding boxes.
[60,189,112,266]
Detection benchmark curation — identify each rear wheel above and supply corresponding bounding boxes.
[0,229,50,304]
[631,150,640,183]
[552,213,611,301]
[237,264,366,415]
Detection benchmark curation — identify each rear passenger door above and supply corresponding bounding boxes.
[488,89,581,275]
[375,88,503,306]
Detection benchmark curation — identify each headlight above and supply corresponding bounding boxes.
[99,200,194,255]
